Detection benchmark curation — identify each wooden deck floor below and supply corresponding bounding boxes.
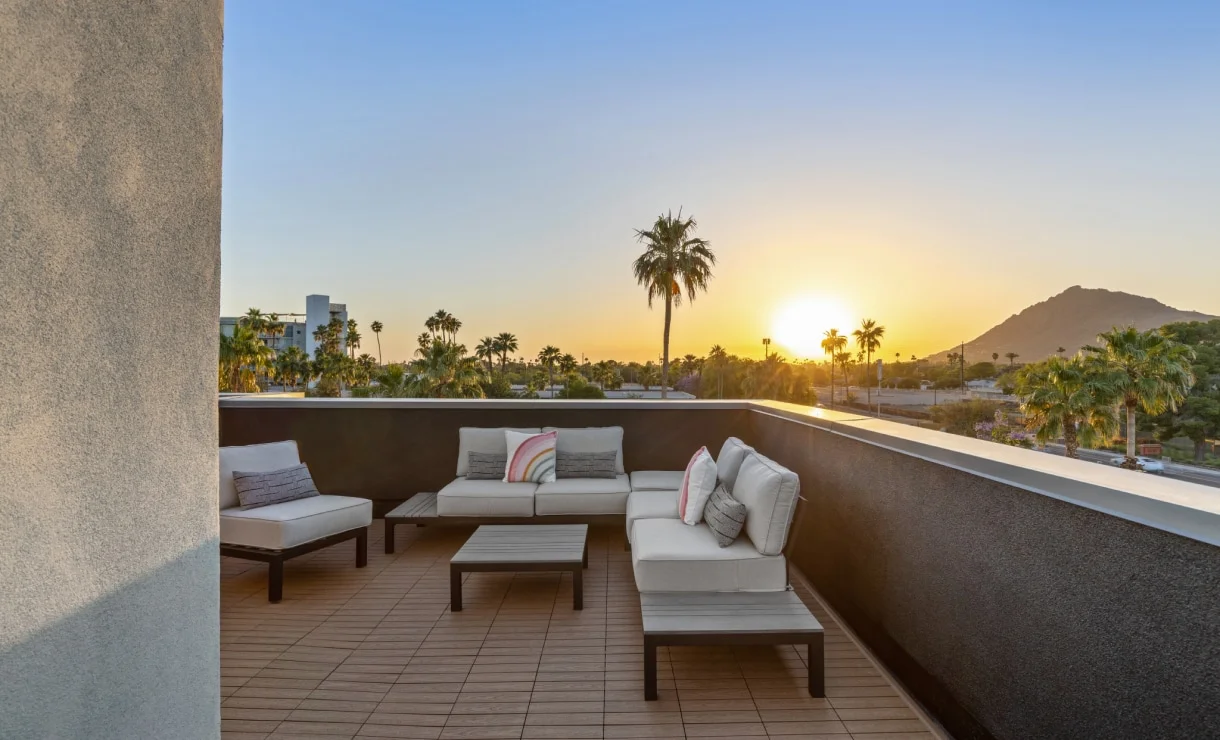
[221,522,942,740]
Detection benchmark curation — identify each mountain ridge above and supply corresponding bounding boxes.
[929,286,1216,364]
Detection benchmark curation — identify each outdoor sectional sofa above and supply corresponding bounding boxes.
[388,427,801,593]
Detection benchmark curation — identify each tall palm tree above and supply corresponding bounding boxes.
[639,362,660,391]
[444,314,462,344]
[264,313,285,351]
[707,345,728,398]
[821,329,847,408]
[852,319,886,408]
[1086,327,1196,467]
[370,321,384,365]
[240,307,266,335]
[475,337,497,375]
[345,319,361,359]
[992,352,1000,363]
[273,345,309,391]
[632,209,716,399]
[410,341,486,398]
[493,332,518,374]
[1015,355,1119,458]
[559,353,578,376]
[537,345,561,394]
[1005,352,1019,367]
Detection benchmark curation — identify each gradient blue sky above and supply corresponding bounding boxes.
[222,1,1220,363]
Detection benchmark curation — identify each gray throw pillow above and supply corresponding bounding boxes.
[703,484,748,547]
[233,463,320,509]
[556,450,618,479]
[467,452,507,480]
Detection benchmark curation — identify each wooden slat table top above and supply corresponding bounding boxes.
[451,524,588,564]
[385,491,437,519]
[641,590,823,635]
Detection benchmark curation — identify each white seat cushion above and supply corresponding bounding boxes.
[437,478,537,517]
[220,495,372,550]
[629,470,685,491]
[625,489,679,542]
[631,518,787,592]
[534,474,631,515]
[219,440,302,510]
[734,452,800,556]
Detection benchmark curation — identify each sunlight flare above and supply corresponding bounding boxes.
[772,296,854,358]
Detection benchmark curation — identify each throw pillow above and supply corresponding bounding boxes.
[703,484,748,547]
[233,463,320,509]
[677,446,718,525]
[467,452,507,480]
[556,450,618,479]
[504,430,558,483]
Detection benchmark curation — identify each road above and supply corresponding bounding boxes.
[1040,444,1220,488]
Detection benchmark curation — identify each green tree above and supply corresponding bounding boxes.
[707,345,728,398]
[537,345,561,394]
[345,319,361,359]
[410,340,485,398]
[273,345,310,391]
[632,209,716,399]
[370,320,384,365]
[493,332,518,374]
[475,336,497,375]
[1015,355,1118,458]
[371,363,414,398]
[219,323,273,392]
[1086,326,1196,468]
[1005,352,1019,367]
[559,353,578,376]
[852,319,886,408]
[821,329,847,408]
[639,362,660,390]
[310,318,348,397]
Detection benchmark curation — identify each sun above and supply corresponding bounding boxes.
[772,296,853,359]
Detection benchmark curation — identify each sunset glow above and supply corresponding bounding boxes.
[772,296,854,359]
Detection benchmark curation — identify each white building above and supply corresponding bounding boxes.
[218,315,307,352]
[304,294,348,358]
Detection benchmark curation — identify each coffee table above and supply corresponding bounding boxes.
[640,590,824,700]
[450,524,589,612]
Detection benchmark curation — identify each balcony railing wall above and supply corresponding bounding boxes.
[219,398,1220,740]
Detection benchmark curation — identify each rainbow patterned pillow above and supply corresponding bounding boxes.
[503,430,558,483]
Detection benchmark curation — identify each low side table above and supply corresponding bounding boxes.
[450,524,589,612]
[640,590,824,700]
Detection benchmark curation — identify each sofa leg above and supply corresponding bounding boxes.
[268,559,284,603]
[356,527,368,568]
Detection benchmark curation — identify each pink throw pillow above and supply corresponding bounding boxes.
[678,446,719,525]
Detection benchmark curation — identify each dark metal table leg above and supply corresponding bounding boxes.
[808,634,825,697]
[583,540,589,568]
[572,566,583,610]
[384,520,396,554]
[450,564,463,612]
[356,527,368,567]
[644,637,658,700]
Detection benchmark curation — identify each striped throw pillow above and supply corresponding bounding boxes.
[232,463,320,509]
[678,446,718,525]
[703,484,748,547]
[504,430,558,483]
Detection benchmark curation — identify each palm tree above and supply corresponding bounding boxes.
[370,321,384,365]
[1086,327,1196,467]
[852,319,886,408]
[992,352,1000,363]
[273,345,309,390]
[240,307,266,335]
[355,354,378,386]
[821,329,847,408]
[632,209,716,399]
[475,337,497,375]
[345,319,361,359]
[707,345,728,398]
[493,332,518,374]
[1005,352,1019,367]
[640,362,660,391]
[444,314,462,344]
[537,345,561,394]
[1057,346,1067,356]
[1015,355,1119,458]
[219,323,274,392]
[410,341,485,398]
[264,313,285,350]
[559,353,578,376]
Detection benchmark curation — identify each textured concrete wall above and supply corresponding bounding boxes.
[752,412,1220,740]
[0,2,223,738]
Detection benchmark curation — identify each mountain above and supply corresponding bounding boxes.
[930,286,1216,364]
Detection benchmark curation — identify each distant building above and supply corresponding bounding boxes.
[219,293,347,356]
[218,315,307,352]
[304,294,347,358]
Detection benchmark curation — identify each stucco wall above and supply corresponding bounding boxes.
[752,410,1220,740]
[0,2,223,738]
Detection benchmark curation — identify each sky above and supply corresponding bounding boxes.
[221,1,1220,364]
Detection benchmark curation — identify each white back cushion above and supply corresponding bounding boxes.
[219,441,301,510]
[457,427,541,476]
[543,426,625,474]
[733,452,800,556]
[716,437,755,493]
